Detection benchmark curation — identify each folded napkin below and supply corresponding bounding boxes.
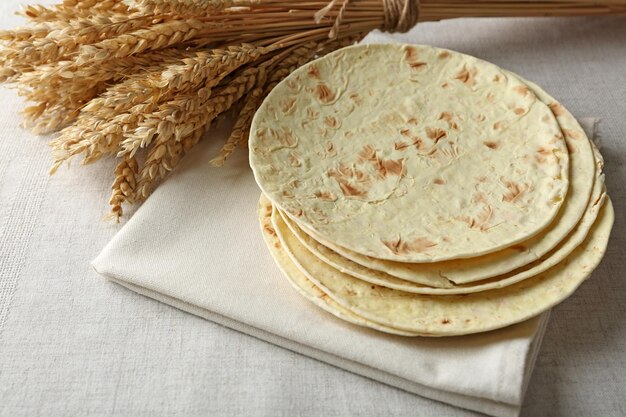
[92,72,597,417]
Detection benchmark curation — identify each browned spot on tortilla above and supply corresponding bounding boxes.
[282,190,293,198]
[400,129,424,149]
[307,108,319,119]
[312,207,328,225]
[315,83,335,104]
[409,61,427,71]
[566,141,577,154]
[263,224,276,236]
[511,244,527,252]
[307,64,320,79]
[288,208,304,217]
[338,181,367,197]
[286,79,297,91]
[486,92,496,103]
[535,146,554,164]
[281,97,297,115]
[513,107,526,115]
[440,82,451,89]
[354,169,369,183]
[358,144,377,162]
[493,74,503,82]
[477,176,487,182]
[316,127,328,138]
[349,92,363,105]
[439,112,458,130]
[433,178,446,185]
[542,114,550,123]
[324,115,340,129]
[380,158,404,177]
[273,242,281,248]
[476,114,486,122]
[408,117,418,125]
[430,143,461,161]
[513,85,529,96]
[325,141,336,157]
[483,141,499,149]
[395,141,410,151]
[441,319,451,324]
[493,121,504,130]
[282,129,295,146]
[344,131,353,139]
[502,180,528,202]
[314,190,337,202]
[359,145,405,178]
[457,205,493,231]
[562,128,581,140]
[426,127,447,143]
[472,192,487,204]
[455,65,476,85]
[289,179,300,188]
[334,163,352,178]
[549,101,566,117]
[403,45,418,61]
[438,51,450,59]
[381,236,437,255]
[328,165,369,198]
[288,151,302,167]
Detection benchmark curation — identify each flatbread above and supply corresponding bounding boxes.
[278,172,603,295]
[250,43,569,262]
[258,195,419,336]
[269,196,614,336]
[282,75,598,286]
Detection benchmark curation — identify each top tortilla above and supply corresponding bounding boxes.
[250,43,569,262]
[280,77,598,286]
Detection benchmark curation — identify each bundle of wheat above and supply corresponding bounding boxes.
[1,0,624,219]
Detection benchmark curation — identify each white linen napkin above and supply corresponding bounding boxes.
[92,66,597,417]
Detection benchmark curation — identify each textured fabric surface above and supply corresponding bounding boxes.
[0,1,625,415]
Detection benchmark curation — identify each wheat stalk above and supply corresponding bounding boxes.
[20,0,132,22]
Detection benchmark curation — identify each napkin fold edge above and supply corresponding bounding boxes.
[95,264,548,417]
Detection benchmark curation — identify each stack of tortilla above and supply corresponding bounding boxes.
[249,44,614,337]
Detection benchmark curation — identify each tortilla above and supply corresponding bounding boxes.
[250,43,569,262]
[269,196,614,336]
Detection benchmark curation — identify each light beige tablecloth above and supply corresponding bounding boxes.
[1,3,624,415]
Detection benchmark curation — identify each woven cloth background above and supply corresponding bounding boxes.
[0,1,624,415]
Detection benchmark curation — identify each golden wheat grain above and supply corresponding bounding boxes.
[138,0,248,15]
[1,15,160,67]
[77,19,205,64]
[109,155,139,220]
[156,43,267,92]
[135,126,205,200]
[20,0,132,23]
[0,23,60,42]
